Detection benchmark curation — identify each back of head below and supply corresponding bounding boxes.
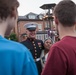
[0,0,19,20]
[54,0,76,27]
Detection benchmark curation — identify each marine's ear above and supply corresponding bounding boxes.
[26,29,28,33]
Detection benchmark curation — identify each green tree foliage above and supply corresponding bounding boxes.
[5,33,18,41]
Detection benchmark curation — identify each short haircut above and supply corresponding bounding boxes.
[54,0,76,27]
[0,0,19,20]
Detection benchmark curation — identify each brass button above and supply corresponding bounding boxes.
[33,44,35,46]
[34,47,36,49]
[39,46,41,47]
[32,41,34,43]
[35,50,37,52]
[35,53,37,55]
[35,57,37,59]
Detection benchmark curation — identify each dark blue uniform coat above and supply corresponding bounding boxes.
[21,38,44,75]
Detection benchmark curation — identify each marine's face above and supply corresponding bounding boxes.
[44,39,52,51]
[26,29,36,39]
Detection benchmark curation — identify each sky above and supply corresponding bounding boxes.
[18,0,76,16]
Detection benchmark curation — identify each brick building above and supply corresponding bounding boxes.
[14,12,57,42]
[14,12,45,41]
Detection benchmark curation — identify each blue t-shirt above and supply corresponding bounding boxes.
[0,36,38,75]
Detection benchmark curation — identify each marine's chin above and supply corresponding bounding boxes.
[29,36,35,39]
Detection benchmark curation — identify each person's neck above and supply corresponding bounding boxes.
[58,24,76,39]
[27,37,35,41]
[0,21,8,37]
[44,49,49,55]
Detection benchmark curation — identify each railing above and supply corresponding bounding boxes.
[36,34,48,42]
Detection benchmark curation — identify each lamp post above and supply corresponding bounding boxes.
[40,3,56,30]
[40,3,56,42]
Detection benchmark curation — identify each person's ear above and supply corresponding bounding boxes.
[26,30,27,33]
[54,16,58,25]
[11,7,18,19]
[26,29,28,33]
[35,28,37,32]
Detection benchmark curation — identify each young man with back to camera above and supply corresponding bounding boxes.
[42,0,76,75]
[0,0,38,75]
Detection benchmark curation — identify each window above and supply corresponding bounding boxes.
[38,24,42,31]
[28,15,36,19]
[39,15,43,19]
[45,22,49,28]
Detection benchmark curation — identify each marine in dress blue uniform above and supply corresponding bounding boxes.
[21,23,44,75]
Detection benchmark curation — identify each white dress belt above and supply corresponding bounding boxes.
[35,58,41,62]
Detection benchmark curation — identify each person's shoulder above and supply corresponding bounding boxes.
[4,38,28,52]
[53,36,73,48]
[53,41,61,47]
[35,39,43,42]
[50,40,64,52]
[20,39,28,43]
[20,39,30,44]
[51,38,68,52]
[9,40,34,60]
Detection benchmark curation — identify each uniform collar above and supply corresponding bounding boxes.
[27,38,35,41]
